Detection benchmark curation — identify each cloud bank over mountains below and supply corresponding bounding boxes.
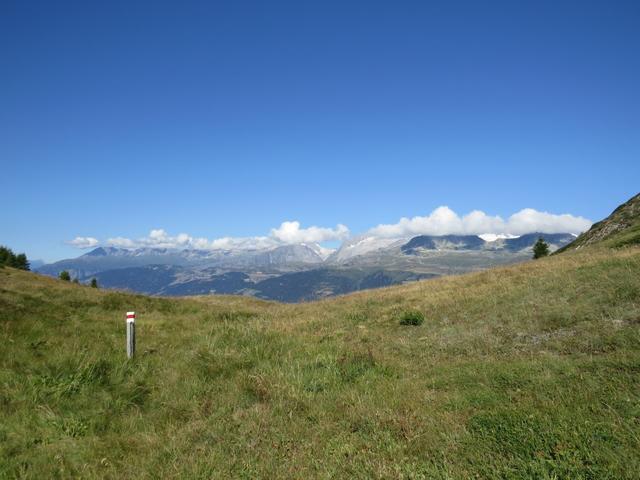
[67,207,592,250]
[368,206,592,238]
[68,222,350,251]
[270,221,349,244]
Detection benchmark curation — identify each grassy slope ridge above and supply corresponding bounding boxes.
[558,192,640,252]
[1,246,640,478]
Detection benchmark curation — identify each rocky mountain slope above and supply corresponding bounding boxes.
[558,192,640,251]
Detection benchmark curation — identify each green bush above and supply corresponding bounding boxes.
[399,310,424,326]
[59,271,71,281]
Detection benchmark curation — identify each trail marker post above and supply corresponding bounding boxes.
[126,311,136,358]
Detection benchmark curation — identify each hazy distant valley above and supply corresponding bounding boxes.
[37,233,575,301]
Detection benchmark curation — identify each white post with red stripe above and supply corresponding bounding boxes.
[126,311,136,358]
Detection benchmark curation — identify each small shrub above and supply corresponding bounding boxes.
[533,238,550,259]
[59,270,71,281]
[399,310,424,326]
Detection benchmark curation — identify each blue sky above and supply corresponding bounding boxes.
[1,1,639,261]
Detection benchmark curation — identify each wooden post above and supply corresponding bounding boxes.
[126,311,135,358]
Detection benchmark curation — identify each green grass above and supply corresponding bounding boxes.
[1,246,640,478]
[603,222,640,248]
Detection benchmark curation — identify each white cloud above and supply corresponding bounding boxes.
[505,208,592,235]
[270,221,349,244]
[106,237,137,248]
[368,206,591,238]
[106,230,208,250]
[67,236,100,249]
[208,236,277,250]
[70,206,591,252]
[95,221,349,251]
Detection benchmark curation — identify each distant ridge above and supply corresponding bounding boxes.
[400,233,574,255]
[37,232,576,301]
[501,233,576,252]
[401,235,485,254]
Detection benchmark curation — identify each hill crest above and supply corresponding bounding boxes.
[559,192,640,251]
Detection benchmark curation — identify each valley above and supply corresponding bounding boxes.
[37,233,575,301]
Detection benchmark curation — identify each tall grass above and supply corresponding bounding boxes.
[1,246,639,478]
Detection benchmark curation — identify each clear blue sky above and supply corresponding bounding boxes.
[2,1,639,261]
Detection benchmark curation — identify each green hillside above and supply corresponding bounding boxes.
[558,193,640,252]
[2,244,640,478]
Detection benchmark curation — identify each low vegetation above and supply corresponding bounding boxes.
[399,309,425,326]
[1,244,639,478]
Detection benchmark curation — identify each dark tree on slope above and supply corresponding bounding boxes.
[90,278,98,288]
[14,253,30,271]
[0,246,30,270]
[59,270,71,281]
[533,238,550,259]
[0,246,12,267]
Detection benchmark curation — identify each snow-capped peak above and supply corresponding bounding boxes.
[304,243,336,260]
[478,233,520,242]
[329,235,409,262]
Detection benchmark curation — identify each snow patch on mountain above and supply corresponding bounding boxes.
[305,243,336,260]
[328,236,410,263]
[478,233,519,242]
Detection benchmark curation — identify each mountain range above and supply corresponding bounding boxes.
[36,232,575,301]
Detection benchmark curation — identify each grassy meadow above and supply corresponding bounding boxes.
[1,246,640,478]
